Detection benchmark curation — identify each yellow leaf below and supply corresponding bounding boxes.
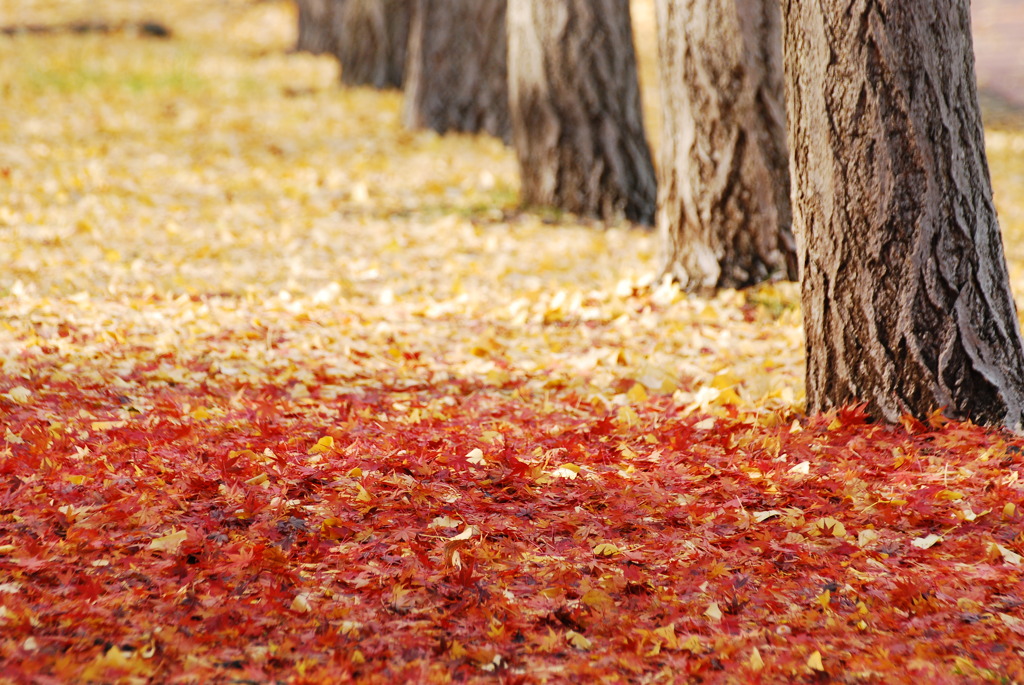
[680,634,700,654]
[308,436,334,454]
[788,461,810,475]
[749,646,765,671]
[449,526,476,541]
[911,533,942,549]
[67,475,87,486]
[481,431,503,445]
[1003,502,1017,520]
[627,382,648,403]
[429,515,461,529]
[91,421,126,431]
[857,529,879,547]
[710,372,740,389]
[581,589,616,612]
[290,593,312,613]
[551,463,580,480]
[813,517,846,537]
[753,510,782,523]
[990,542,1022,566]
[4,386,31,404]
[652,623,676,648]
[149,529,187,554]
[537,628,560,653]
[466,447,487,465]
[566,630,592,650]
[712,387,743,406]
[449,640,468,659]
[807,650,824,671]
[616,405,639,426]
[354,484,372,502]
[935,489,965,501]
[816,590,831,610]
[190,406,211,420]
[593,542,620,557]
[704,602,723,622]
[245,473,268,486]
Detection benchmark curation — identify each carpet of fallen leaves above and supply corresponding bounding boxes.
[3,1,1024,683]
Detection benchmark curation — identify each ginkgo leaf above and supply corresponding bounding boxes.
[749,647,764,671]
[149,530,187,553]
[857,529,879,547]
[911,534,943,549]
[990,543,1022,566]
[652,623,676,648]
[566,631,592,650]
[807,650,824,671]
[551,463,580,479]
[3,386,31,403]
[4,4,1024,680]
[582,589,615,612]
[308,436,334,454]
[813,517,846,537]
[626,382,648,403]
[290,593,312,613]
[704,603,723,622]
[449,526,477,541]
[429,515,461,529]
[593,542,620,556]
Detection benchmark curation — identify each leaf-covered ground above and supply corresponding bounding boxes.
[2,1,1024,683]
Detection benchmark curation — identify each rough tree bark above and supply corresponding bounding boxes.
[780,0,1024,428]
[335,0,410,89]
[507,0,656,224]
[295,0,341,55]
[403,0,510,142]
[655,0,797,292]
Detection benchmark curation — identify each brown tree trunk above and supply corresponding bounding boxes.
[335,0,410,89]
[295,0,342,55]
[507,0,656,224]
[780,0,1024,428]
[402,0,510,142]
[655,0,796,292]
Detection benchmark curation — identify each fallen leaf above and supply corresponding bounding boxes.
[911,534,943,550]
[149,530,187,554]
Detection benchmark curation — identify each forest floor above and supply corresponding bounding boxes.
[1,1,1024,683]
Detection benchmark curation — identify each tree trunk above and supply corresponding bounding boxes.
[403,0,510,142]
[507,0,656,224]
[295,0,342,55]
[335,0,410,89]
[780,0,1024,428]
[655,0,796,292]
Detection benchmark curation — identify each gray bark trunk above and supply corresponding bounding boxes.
[335,0,410,89]
[507,0,656,224]
[655,0,796,292]
[403,0,510,142]
[780,0,1024,428]
[295,0,342,55]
